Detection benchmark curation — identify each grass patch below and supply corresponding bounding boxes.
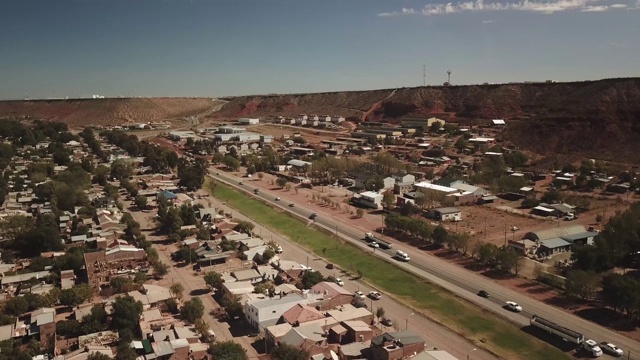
[210,180,570,360]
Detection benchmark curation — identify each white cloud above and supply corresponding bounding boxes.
[380,0,633,16]
[582,5,609,10]
[482,19,495,23]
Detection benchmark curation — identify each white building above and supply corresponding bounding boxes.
[244,293,308,331]
[238,118,260,125]
[351,191,383,209]
[429,207,462,222]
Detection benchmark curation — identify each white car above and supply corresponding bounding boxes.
[275,197,281,201]
[335,278,344,286]
[600,342,623,357]
[583,339,603,357]
[275,245,283,254]
[369,242,379,248]
[354,291,365,300]
[505,301,523,312]
[369,291,381,300]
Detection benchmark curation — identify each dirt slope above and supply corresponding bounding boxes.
[0,97,217,127]
[215,78,640,162]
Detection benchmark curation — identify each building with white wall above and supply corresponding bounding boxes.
[238,118,260,125]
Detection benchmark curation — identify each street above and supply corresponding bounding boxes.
[211,170,639,360]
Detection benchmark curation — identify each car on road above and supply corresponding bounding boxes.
[215,172,219,175]
[238,181,243,185]
[309,213,318,219]
[369,242,379,248]
[335,278,344,286]
[253,188,259,194]
[289,203,295,207]
[583,339,603,357]
[478,290,490,298]
[369,291,381,300]
[326,263,335,269]
[381,318,393,327]
[275,245,283,254]
[275,197,280,201]
[600,342,623,357]
[505,301,523,312]
[354,291,365,300]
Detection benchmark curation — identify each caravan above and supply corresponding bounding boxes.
[395,250,410,262]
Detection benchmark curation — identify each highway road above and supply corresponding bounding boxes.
[210,170,640,359]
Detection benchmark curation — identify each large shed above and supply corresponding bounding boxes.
[523,225,587,242]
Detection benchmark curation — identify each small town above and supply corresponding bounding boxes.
[0,106,638,360]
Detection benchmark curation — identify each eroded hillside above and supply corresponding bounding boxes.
[0,97,218,127]
[214,78,640,162]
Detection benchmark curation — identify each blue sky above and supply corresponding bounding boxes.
[1,0,638,99]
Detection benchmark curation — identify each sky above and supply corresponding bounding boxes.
[1,0,639,99]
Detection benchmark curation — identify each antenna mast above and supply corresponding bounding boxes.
[447,70,452,84]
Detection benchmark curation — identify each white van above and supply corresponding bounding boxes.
[396,250,410,262]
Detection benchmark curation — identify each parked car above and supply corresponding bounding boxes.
[478,290,490,298]
[354,291,365,300]
[369,291,381,300]
[583,339,603,357]
[381,318,393,326]
[275,245,283,254]
[505,301,522,312]
[600,342,623,357]
[335,278,344,286]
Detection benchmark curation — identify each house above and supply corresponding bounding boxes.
[238,238,266,252]
[339,342,370,360]
[278,322,327,356]
[413,350,459,360]
[244,293,308,331]
[310,282,353,310]
[1,271,52,290]
[382,177,396,190]
[241,245,270,263]
[222,281,255,296]
[351,191,383,209]
[523,225,587,242]
[342,320,374,343]
[326,304,373,324]
[429,207,462,222]
[492,119,506,126]
[232,269,263,283]
[414,182,458,195]
[127,284,173,309]
[279,304,326,326]
[370,330,426,360]
[450,183,487,197]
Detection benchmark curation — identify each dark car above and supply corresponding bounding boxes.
[309,213,318,219]
[381,318,393,327]
[288,203,295,207]
[478,290,490,298]
[326,263,335,269]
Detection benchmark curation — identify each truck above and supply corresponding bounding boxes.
[364,233,392,249]
[530,315,602,357]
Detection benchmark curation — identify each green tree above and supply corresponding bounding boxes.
[234,220,255,235]
[110,277,134,294]
[477,243,500,267]
[601,273,640,316]
[204,271,224,290]
[110,159,133,180]
[496,247,520,274]
[134,195,147,210]
[116,341,137,360]
[565,270,601,301]
[152,261,169,279]
[56,320,81,338]
[301,270,325,289]
[88,353,112,360]
[110,296,143,333]
[276,177,288,188]
[454,137,468,151]
[269,343,311,360]
[223,155,241,171]
[181,298,205,323]
[375,307,386,322]
[59,284,93,307]
[208,341,248,360]
[221,293,244,319]
[382,190,396,209]
[169,283,184,300]
[355,208,365,218]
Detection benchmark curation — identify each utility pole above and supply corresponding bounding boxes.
[423,65,426,86]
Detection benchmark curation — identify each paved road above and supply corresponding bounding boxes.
[211,170,639,359]
[209,188,496,360]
